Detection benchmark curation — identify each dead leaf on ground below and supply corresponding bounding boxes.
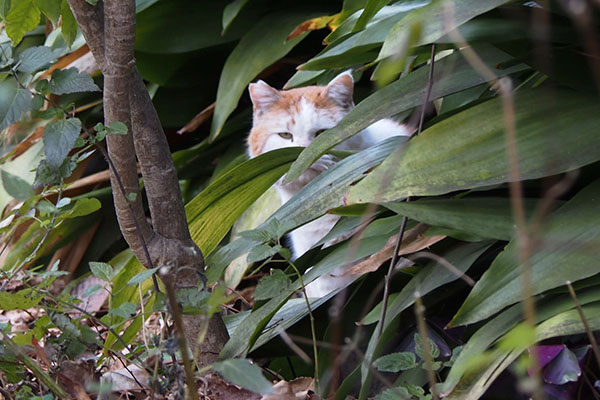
[344,224,446,277]
[198,373,261,400]
[59,359,97,389]
[70,275,110,315]
[57,368,93,400]
[261,377,315,400]
[101,364,150,392]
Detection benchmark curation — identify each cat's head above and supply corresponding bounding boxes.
[246,72,354,157]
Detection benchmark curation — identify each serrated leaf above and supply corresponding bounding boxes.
[48,68,100,95]
[254,270,292,301]
[247,243,282,263]
[1,169,34,201]
[415,333,440,360]
[109,301,138,319]
[60,0,77,47]
[238,229,272,243]
[0,289,42,310]
[0,88,34,132]
[17,46,61,73]
[67,198,101,218]
[107,121,128,135]
[6,0,41,45]
[82,283,104,297]
[374,352,418,372]
[33,0,61,26]
[89,261,114,282]
[127,266,160,286]
[43,118,82,168]
[212,359,273,395]
[375,387,411,400]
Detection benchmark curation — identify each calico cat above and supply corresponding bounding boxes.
[247,71,411,297]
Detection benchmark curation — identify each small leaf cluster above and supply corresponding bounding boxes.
[373,334,462,400]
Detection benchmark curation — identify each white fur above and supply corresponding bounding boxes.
[248,72,413,297]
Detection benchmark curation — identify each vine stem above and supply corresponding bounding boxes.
[377,43,436,337]
[287,258,320,393]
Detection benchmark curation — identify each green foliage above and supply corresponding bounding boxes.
[4,0,600,398]
[212,358,273,395]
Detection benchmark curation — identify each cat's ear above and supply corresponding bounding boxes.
[326,71,354,108]
[249,80,280,116]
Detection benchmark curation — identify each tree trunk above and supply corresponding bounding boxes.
[66,0,229,368]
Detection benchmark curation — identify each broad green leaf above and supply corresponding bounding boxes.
[33,0,61,26]
[67,198,101,218]
[60,0,77,47]
[378,0,511,60]
[359,241,491,396]
[347,89,600,203]
[254,269,292,301]
[210,12,314,140]
[210,137,407,276]
[0,87,34,132]
[299,3,421,71]
[103,250,155,352]
[444,303,600,400]
[353,0,391,32]
[48,67,100,94]
[135,1,250,54]
[186,148,300,256]
[1,170,34,201]
[247,243,282,263]
[222,0,249,33]
[374,352,418,372]
[89,261,114,282]
[109,302,138,320]
[0,141,44,214]
[212,359,273,395]
[43,118,82,168]
[451,179,600,326]
[127,266,160,286]
[286,45,527,183]
[6,0,41,45]
[0,289,42,310]
[16,46,61,73]
[383,198,542,241]
[375,387,411,400]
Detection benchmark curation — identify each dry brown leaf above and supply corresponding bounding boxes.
[287,15,335,40]
[57,370,93,400]
[344,224,446,277]
[177,102,215,134]
[261,377,315,400]
[198,373,261,400]
[101,364,150,391]
[70,275,110,315]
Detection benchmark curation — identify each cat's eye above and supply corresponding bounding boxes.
[278,132,293,140]
[315,129,326,137]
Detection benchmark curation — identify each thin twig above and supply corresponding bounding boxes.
[287,258,320,392]
[377,43,437,338]
[414,293,439,400]
[566,281,600,369]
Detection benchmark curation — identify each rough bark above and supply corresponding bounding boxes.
[67,0,228,368]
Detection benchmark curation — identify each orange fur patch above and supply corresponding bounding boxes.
[248,85,347,157]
